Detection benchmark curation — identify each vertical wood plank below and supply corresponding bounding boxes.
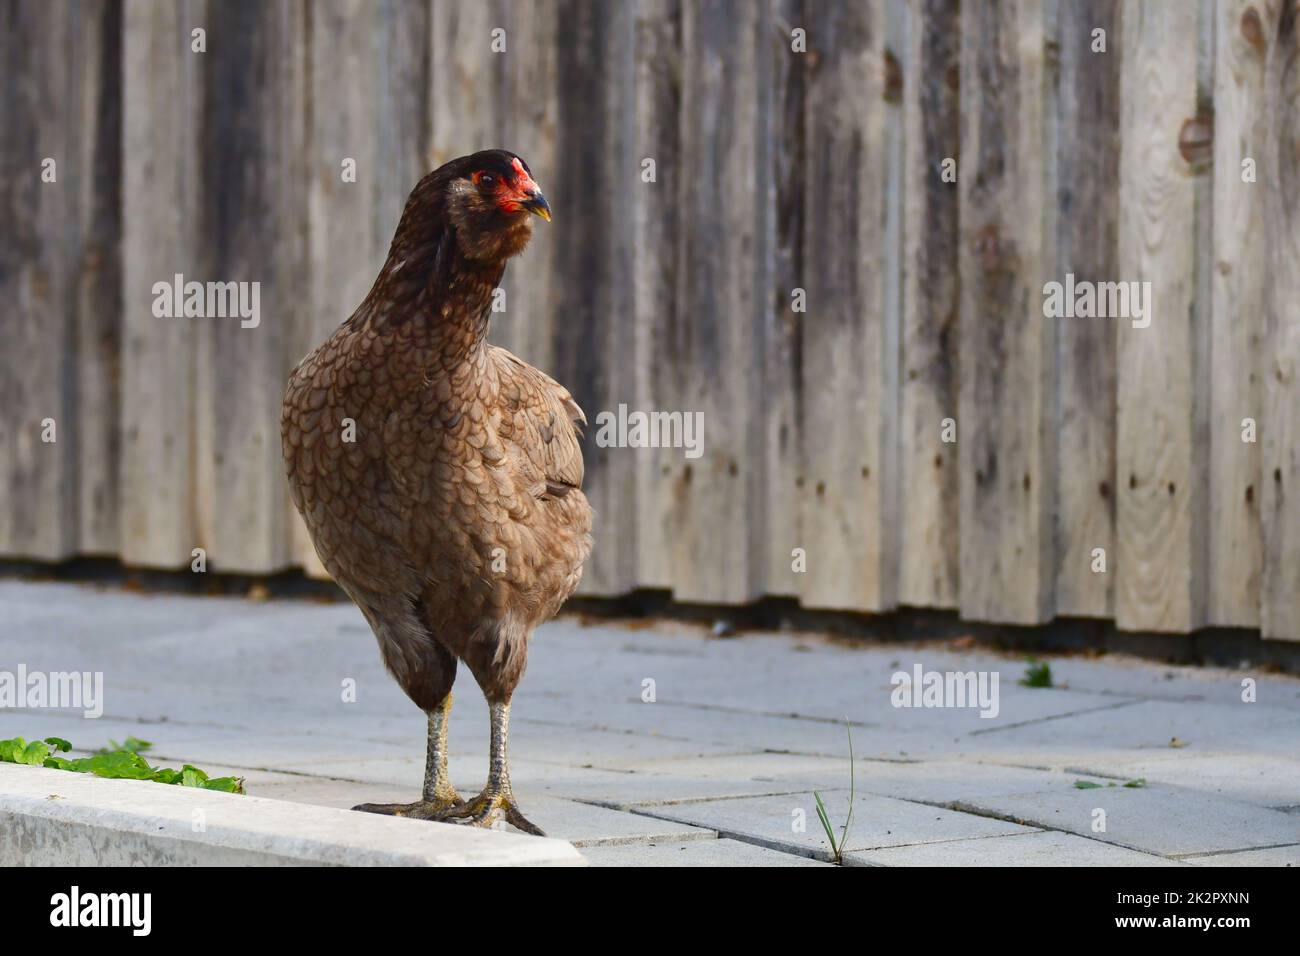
[899,0,961,608]
[1260,0,1300,640]
[375,0,433,255]
[798,0,895,611]
[0,1,78,561]
[430,0,505,165]
[120,0,201,568]
[550,0,639,595]
[192,0,305,573]
[304,0,382,345]
[1115,0,1207,632]
[73,0,125,557]
[881,0,906,601]
[1054,0,1120,618]
[1209,0,1265,627]
[632,0,682,591]
[760,0,804,600]
[671,0,769,603]
[958,0,1054,624]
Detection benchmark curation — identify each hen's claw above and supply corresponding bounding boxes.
[351,794,464,820]
[442,789,546,836]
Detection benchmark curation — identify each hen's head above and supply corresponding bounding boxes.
[413,149,550,264]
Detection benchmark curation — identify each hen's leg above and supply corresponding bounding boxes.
[352,692,464,818]
[442,700,543,835]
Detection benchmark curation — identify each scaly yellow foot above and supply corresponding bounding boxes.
[441,787,545,836]
[351,792,464,820]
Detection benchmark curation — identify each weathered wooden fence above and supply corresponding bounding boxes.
[2,0,1297,640]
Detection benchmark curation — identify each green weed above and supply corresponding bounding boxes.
[0,735,243,794]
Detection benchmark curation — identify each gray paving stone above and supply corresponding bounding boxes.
[238,773,714,848]
[527,699,870,756]
[581,838,829,867]
[621,751,862,781]
[1060,752,1300,808]
[1182,845,1300,866]
[1040,656,1300,712]
[269,754,636,791]
[527,633,1131,738]
[495,723,749,769]
[779,759,1112,805]
[955,785,1300,856]
[640,791,1037,861]
[5,581,1300,867]
[849,831,1184,867]
[536,771,809,807]
[963,699,1300,757]
[255,742,749,787]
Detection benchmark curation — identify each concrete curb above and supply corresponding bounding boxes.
[0,764,585,866]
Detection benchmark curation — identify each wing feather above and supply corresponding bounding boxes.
[489,345,585,499]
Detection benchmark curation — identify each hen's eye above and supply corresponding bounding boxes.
[477,173,496,188]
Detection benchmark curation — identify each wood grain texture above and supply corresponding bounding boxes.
[1,1,1297,641]
[900,0,961,608]
[0,2,120,560]
[375,0,434,256]
[1209,0,1265,627]
[1259,0,1300,640]
[70,1,125,557]
[798,0,896,611]
[671,0,769,603]
[119,0,202,567]
[549,0,639,595]
[430,0,505,166]
[759,0,804,600]
[1054,0,1120,618]
[0,0,76,556]
[958,0,1054,624]
[193,0,303,573]
[1116,0,1207,633]
[631,0,682,591]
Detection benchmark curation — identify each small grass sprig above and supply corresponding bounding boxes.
[1019,659,1053,688]
[812,718,855,865]
[1074,778,1146,790]
[0,735,243,794]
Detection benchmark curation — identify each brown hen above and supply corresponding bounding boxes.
[281,150,592,835]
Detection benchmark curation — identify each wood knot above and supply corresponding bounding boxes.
[1241,7,1266,53]
[1178,111,1214,171]
[883,50,902,103]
